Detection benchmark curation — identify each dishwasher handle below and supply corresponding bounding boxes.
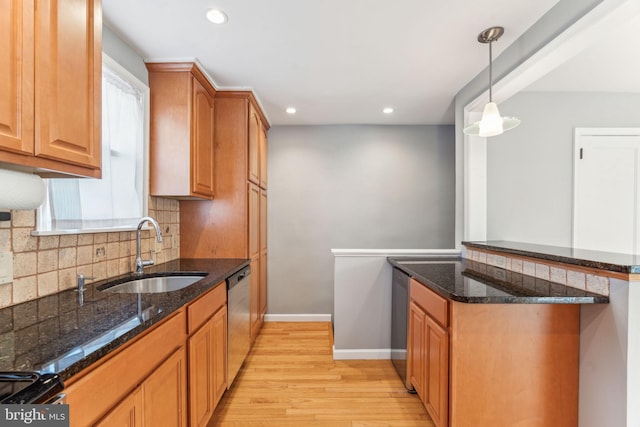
[226,265,251,290]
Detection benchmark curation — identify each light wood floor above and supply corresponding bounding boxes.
[208,322,433,427]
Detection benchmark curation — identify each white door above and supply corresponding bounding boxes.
[573,128,640,254]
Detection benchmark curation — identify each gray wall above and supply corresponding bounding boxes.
[103,25,149,84]
[268,125,455,315]
[486,91,640,246]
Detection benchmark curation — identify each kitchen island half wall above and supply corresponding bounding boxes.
[332,248,459,359]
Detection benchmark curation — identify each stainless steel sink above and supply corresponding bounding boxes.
[99,275,205,294]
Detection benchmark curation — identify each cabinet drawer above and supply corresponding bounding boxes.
[410,278,448,327]
[188,282,226,334]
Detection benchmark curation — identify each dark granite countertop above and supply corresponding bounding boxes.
[0,258,248,381]
[462,240,640,274]
[388,256,609,304]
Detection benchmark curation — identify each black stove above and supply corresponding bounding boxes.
[0,372,64,404]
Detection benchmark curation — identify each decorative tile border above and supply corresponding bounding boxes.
[465,248,610,296]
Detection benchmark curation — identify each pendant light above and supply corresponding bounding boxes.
[463,26,520,137]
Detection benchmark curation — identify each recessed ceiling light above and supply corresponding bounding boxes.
[383,107,394,114]
[206,8,227,24]
[285,107,297,114]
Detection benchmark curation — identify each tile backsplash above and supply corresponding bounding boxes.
[0,197,180,308]
[465,248,610,296]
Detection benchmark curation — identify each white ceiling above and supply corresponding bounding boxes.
[525,14,640,93]
[103,0,559,126]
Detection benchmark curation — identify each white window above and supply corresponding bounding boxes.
[36,54,149,234]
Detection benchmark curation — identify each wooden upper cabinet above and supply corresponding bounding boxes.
[248,103,260,185]
[248,102,268,189]
[191,78,215,197]
[0,0,33,155]
[147,62,215,200]
[35,0,101,169]
[259,125,268,189]
[0,0,102,177]
[180,91,269,259]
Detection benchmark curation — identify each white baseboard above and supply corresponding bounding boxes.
[332,346,391,360]
[264,314,332,322]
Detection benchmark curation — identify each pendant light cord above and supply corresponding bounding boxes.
[488,40,493,102]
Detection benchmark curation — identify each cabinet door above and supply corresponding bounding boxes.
[248,104,260,184]
[259,125,268,189]
[259,189,267,253]
[250,256,260,342]
[258,190,267,321]
[259,250,268,322]
[211,305,227,406]
[408,301,426,400]
[96,388,143,427]
[248,183,260,259]
[34,0,101,169]
[425,315,449,427]
[188,323,214,427]
[191,76,215,198]
[143,347,188,427]
[0,0,33,155]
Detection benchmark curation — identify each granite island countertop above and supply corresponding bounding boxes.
[389,256,608,304]
[462,240,640,274]
[0,258,248,381]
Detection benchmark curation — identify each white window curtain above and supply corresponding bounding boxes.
[37,58,146,233]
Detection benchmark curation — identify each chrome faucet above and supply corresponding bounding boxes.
[135,216,163,274]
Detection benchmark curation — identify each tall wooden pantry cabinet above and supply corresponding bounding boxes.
[181,91,269,342]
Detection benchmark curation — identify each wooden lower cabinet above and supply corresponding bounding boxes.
[96,389,143,427]
[68,286,230,427]
[66,312,186,427]
[97,347,187,427]
[188,305,227,427]
[408,278,580,427]
[143,347,188,427]
[424,315,448,427]
[408,299,448,427]
[408,301,426,400]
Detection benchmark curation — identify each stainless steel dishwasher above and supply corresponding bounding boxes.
[226,265,251,387]
[391,267,414,392]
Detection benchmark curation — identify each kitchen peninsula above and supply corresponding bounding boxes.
[460,241,639,427]
[388,252,606,427]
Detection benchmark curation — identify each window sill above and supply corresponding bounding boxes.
[31,225,140,236]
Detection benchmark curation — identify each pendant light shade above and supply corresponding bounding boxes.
[463,27,520,137]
